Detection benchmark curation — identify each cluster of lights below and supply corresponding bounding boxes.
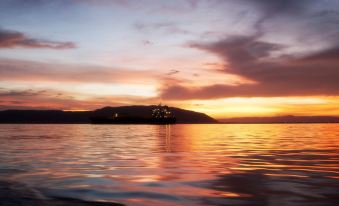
[152,105,173,119]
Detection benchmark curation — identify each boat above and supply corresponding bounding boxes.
[90,105,176,124]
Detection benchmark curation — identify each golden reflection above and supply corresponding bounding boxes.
[132,175,161,183]
[165,124,171,152]
[265,173,309,178]
[156,124,339,179]
[220,192,251,198]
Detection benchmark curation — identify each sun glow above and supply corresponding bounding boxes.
[176,96,339,118]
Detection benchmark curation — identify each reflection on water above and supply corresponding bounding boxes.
[0,124,339,206]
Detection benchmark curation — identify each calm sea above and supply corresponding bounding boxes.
[0,124,338,206]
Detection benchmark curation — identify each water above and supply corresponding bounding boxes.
[0,124,339,206]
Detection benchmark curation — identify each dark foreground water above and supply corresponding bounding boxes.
[0,124,339,206]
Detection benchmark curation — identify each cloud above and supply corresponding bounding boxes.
[142,40,153,45]
[0,89,48,97]
[160,34,339,100]
[0,0,132,8]
[0,88,78,110]
[0,58,162,109]
[0,58,158,84]
[166,69,180,76]
[134,21,191,35]
[0,87,160,110]
[252,0,339,44]
[248,0,310,26]
[0,29,76,49]
[159,0,339,100]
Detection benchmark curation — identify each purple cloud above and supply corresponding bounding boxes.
[0,29,76,49]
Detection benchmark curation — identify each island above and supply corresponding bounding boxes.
[0,105,217,124]
[90,105,177,124]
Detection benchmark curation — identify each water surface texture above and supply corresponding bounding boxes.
[0,124,339,206]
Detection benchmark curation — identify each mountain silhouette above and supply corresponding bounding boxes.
[0,105,217,124]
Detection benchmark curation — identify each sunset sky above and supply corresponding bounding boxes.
[1,0,339,118]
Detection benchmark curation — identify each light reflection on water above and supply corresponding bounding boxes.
[0,124,339,206]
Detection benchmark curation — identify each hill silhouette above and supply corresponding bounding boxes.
[0,105,217,124]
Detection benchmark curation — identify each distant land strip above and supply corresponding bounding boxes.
[0,106,339,124]
[0,105,217,124]
[219,116,339,124]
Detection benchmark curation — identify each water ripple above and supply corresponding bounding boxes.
[0,124,339,206]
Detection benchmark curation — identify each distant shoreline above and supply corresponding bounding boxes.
[1,106,339,124]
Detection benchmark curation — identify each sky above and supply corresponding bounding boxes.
[1,0,339,118]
